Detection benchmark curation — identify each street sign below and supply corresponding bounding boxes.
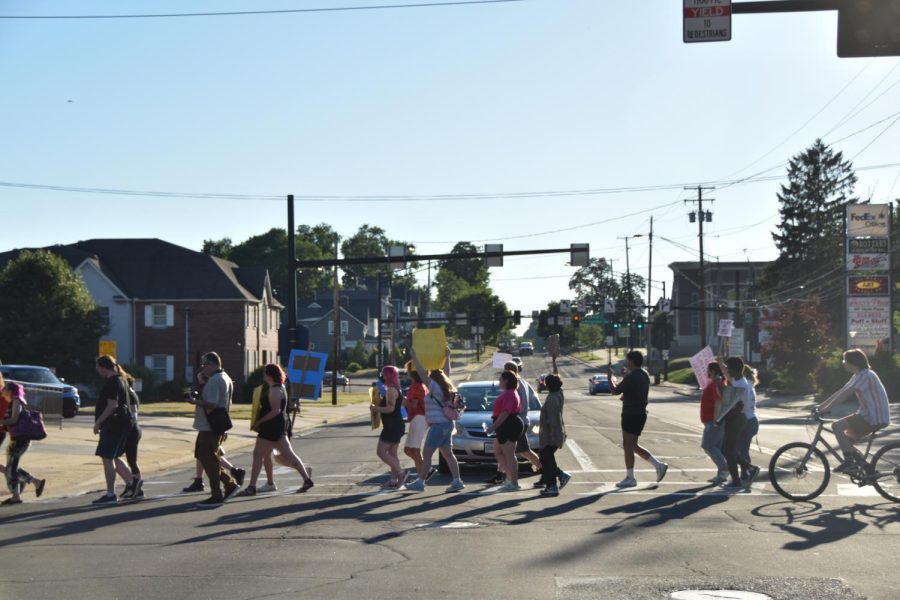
[559,300,571,314]
[484,243,503,267]
[684,0,732,43]
[605,336,614,346]
[583,314,607,325]
[603,298,616,314]
[99,340,116,359]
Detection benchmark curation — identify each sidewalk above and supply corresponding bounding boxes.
[3,401,372,501]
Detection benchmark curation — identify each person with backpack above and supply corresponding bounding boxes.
[92,355,138,504]
[370,365,407,489]
[405,345,465,493]
[608,350,668,488]
[119,375,144,500]
[0,381,46,505]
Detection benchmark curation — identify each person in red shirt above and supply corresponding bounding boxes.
[486,370,525,492]
[700,362,728,483]
[403,362,433,482]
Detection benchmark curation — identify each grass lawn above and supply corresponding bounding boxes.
[140,391,372,419]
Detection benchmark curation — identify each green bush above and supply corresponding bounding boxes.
[157,380,187,403]
[346,362,363,373]
[122,363,161,402]
[815,350,900,401]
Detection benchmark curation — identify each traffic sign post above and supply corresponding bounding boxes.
[684,0,732,43]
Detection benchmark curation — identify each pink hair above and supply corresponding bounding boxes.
[381,365,401,389]
[4,381,24,400]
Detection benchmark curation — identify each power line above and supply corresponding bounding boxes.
[0,0,526,20]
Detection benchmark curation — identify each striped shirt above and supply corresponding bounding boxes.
[846,369,891,428]
[424,380,450,426]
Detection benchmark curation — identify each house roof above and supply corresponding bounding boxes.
[0,239,281,305]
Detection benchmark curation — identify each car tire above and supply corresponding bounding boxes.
[63,400,78,419]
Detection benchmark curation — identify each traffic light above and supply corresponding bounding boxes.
[513,310,521,325]
[572,314,581,329]
[838,0,900,57]
[635,317,644,330]
[613,322,620,330]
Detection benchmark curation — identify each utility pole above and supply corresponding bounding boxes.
[286,195,297,354]
[685,186,715,349]
[647,216,654,356]
[622,237,633,351]
[331,237,339,405]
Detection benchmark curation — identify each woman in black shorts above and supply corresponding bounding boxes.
[237,364,313,496]
[370,365,407,488]
[486,370,525,492]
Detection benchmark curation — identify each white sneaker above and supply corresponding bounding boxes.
[615,476,637,488]
[445,479,465,493]
[257,482,277,493]
[655,463,669,483]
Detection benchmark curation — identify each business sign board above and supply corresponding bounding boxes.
[847,204,890,237]
[847,296,892,354]
[848,276,890,296]
[847,253,890,271]
[683,0,732,43]
[849,238,889,253]
[729,328,745,357]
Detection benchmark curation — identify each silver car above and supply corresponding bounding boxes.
[438,380,542,473]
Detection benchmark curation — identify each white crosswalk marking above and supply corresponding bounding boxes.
[565,439,596,471]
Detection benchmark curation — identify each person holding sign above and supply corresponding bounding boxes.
[370,365,407,489]
[714,351,759,490]
[404,345,465,493]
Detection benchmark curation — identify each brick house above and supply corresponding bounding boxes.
[0,239,282,394]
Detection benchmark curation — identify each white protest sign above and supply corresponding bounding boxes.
[689,345,716,390]
[492,352,513,369]
[546,334,560,357]
[717,319,734,338]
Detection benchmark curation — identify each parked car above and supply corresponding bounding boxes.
[322,371,349,386]
[497,342,510,353]
[439,380,541,473]
[518,342,534,356]
[588,373,611,395]
[535,373,551,392]
[0,364,80,418]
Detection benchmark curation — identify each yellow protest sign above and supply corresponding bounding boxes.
[250,384,266,429]
[412,327,448,371]
[370,385,381,430]
[98,340,117,359]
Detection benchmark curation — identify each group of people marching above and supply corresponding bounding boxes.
[2,343,889,507]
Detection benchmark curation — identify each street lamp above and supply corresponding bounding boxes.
[617,234,643,351]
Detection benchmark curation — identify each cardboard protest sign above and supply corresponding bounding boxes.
[412,327,448,371]
[492,352,513,369]
[546,334,560,357]
[718,319,734,338]
[689,345,716,390]
[370,385,381,430]
[286,349,328,400]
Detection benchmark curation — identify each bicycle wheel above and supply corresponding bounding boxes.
[871,442,900,503]
[768,442,830,501]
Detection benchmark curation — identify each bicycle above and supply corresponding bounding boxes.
[768,413,900,502]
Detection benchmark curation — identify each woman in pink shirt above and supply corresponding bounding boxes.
[486,370,524,492]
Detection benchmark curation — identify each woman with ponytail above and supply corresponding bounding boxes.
[92,355,137,504]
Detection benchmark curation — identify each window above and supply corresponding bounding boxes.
[146,355,173,381]
[328,320,349,335]
[98,306,110,328]
[152,305,167,327]
[262,303,268,334]
[145,304,174,328]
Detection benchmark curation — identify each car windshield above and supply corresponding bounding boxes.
[1,367,61,385]
[457,383,540,412]
[591,374,607,381]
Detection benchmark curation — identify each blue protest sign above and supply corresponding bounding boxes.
[286,349,328,400]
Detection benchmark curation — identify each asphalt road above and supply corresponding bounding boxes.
[1,353,897,600]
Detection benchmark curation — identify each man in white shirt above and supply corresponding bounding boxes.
[816,349,891,471]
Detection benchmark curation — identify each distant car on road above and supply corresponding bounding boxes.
[497,342,510,353]
[322,371,349,386]
[0,364,80,418]
[440,380,541,473]
[518,342,534,356]
[535,373,550,392]
[588,374,611,395]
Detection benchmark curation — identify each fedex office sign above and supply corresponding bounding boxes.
[847,204,890,237]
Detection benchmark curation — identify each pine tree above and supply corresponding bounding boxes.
[762,139,858,339]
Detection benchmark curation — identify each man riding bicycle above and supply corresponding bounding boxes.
[814,349,891,473]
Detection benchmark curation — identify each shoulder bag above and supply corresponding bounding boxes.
[11,399,48,441]
[204,405,233,436]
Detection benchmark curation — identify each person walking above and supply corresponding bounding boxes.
[236,363,313,497]
[485,361,542,485]
[0,371,8,478]
[92,355,137,505]
[714,355,758,490]
[486,370,525,492]
[402,362,433,483]
[700,362,729,484]
[737,364,760,482]
[608,350,668,488]
[119,375,144,500]
[370,365,407,489]
[815,348,891,472]
[188,352,239,507]
[0,382,46,504]
[404,346,465,493]
[537,356,571,497]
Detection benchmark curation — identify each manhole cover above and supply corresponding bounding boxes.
[670,592,771,600]
[415,521,480,529]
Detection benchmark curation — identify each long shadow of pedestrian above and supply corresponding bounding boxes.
[595,483,728,533]
[752,501,900,551]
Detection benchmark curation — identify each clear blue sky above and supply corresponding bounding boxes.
[2,0,898,331]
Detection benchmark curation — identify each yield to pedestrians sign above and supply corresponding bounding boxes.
[684,0,731,43]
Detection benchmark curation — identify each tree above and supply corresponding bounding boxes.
[0,250,107,381]
[534,302,576,348]
[569,257,619,308]
[764,296,834,391]
[340,225,417,289]
[201,237,233,258]
[574,324,604,354]
[761,139,858,338]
